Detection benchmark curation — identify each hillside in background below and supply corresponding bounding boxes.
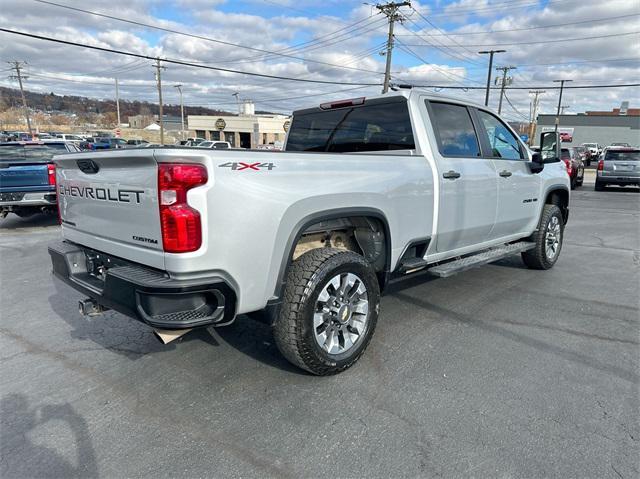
[0,86,234,122]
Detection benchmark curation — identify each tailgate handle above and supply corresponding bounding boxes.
[77,159,100,174]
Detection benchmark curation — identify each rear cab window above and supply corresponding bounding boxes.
[427,101,480,157]
[286,97,415,153]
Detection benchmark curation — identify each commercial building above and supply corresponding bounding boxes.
[128,114,184,131]
[188,108,290,149]
[533,104,640,147]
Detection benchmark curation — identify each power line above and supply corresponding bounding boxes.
[32,0,386,76]
[403,31,639,48]
[406,83,640,90]
[398,17,483,66]
[395,13,639,36]
[408,6,479,59]
[0,28,383,86]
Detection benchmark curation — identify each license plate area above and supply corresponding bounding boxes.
[85,249,128,283]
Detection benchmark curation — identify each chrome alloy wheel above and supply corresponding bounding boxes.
[545,215,561,260]
[313,273,369,355]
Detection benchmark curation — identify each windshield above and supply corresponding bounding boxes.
[605,150,640,161]
[199,141,213,148]
[0,143,69,162]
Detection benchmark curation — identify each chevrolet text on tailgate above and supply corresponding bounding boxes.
[49,90,570,375]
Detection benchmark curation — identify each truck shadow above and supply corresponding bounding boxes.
[48,284,300,372]
[0,394,98,478]
[212,316,309,375]
[0,214,59,230]
[48,285,173,359]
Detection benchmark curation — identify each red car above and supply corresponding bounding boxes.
[562,147,585,189]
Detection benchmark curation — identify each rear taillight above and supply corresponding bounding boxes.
[597,160,604,171]
[563,159,572,176]
[158,163,208,253]
[47,163,56,186]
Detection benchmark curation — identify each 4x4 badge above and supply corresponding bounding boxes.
[218,162,276,171]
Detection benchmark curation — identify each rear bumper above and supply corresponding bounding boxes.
[596,175,640,185]
[0,190,57,207]
[49,240,237,329]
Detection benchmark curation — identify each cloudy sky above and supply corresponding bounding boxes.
[0,0,638,121]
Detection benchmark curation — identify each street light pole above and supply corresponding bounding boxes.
[478,49,505,106]
[174,84,185,141]
[553,79,572,132]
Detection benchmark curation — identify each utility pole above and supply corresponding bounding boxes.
[154,58,166,144]
[174,84,185,141]
[560,105,570,114]
[115,77,121,127]
[553,79,572,132]
[478,49,505,106]
[528,89,545,144]
[8,61,33,137]
[376,1,411,94]
[495,66,516,115]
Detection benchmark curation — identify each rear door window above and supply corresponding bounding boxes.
[286,99,415,152]
[428,102,480,157]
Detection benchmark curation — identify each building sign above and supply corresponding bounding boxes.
[215,118,226,130]
[542,126,574,142]
[283,120,291,132]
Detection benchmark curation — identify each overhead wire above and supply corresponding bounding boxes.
[394,13,640,36]
[31,0,386,76]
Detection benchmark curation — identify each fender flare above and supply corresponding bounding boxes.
[269,207,392,304]
[543,186,570,224]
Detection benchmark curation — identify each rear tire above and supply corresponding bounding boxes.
[595,180,604,191]
[522,204,564,270]
[273,248,380,375]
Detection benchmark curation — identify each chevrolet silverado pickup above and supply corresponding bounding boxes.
[0,140,79,218]
[49,90,570,375]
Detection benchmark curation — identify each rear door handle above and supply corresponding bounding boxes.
[442,170,461,179]
[499,170,512,178]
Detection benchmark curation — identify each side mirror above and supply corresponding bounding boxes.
[540,131,560,163]
[530,152,544,173]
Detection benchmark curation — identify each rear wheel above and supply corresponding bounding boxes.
[273,248,379,375]
[522,204,564,270]
[595,180,604,191]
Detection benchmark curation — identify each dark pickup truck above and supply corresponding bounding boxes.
[0,141,79,218]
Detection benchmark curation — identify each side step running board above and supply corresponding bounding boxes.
[427,242,536,278]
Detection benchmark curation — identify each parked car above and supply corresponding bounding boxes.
[562,147,584,189]
[197,140,231,149]
[0,140,79,218]
[573,145,592,166]
[582,142,602,158]
[595,147,639,190]
[92,137,128,150]
[55,134,84,144]
[49,90,570,375]
[126,139,149,147]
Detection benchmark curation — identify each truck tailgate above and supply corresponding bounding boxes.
[0,163,50,191]
[55,150,165,268]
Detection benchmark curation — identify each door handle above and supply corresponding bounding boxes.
[442,170,461,179]
[499,170,512,178]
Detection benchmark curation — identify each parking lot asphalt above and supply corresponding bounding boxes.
[1,180,638,478]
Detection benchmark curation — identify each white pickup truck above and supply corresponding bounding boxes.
[49,89,570,375]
